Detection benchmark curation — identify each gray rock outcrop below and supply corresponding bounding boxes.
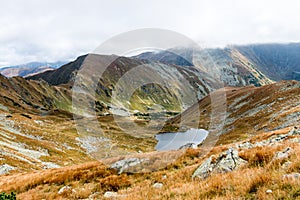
[273,147,294,161]
[0,164,15,175]
[237,127,300,150]
[192,148,247,179]
[110,157,148,174]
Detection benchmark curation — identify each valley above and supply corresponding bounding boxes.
[0,44,299,199]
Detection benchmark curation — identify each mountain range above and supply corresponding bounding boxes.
[0,42,300,199]
[0,61,67,78]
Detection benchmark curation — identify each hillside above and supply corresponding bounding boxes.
[163,80,300,144]
[0,45,300,200]
[135,47,273,87]
[0,79,299,178]
[135,43,300,85]
[235,43,300,81]
[0,123,299,199]
[28,54,220,113]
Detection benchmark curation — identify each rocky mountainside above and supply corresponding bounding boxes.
[135,47,273,87]
[135,43,300,86]
[235,43,300,81]
[0,61,66,78]
[0,74,72,114]
[28,54,220,113]
[163,80,300,144]
[0,44,300,199]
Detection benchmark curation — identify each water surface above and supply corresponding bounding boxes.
[155,128,209,151]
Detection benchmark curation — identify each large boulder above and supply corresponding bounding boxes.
[192,148,247,179]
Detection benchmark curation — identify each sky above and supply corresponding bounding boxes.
[1,0,300,67]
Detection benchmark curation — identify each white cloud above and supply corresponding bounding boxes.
[0,0,300,66]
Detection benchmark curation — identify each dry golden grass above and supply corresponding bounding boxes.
[1,128,300,200]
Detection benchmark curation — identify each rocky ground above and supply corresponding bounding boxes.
[0,125,299,199]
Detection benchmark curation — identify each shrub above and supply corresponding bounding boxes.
[0,192,16,200]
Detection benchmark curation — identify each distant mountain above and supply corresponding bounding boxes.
[134,47,273,87]
[27,56,87,85]
[133,48,194,66]
[0,61,67,77]
[233,43,300,81]
[135,43,300,84]
[24,42,300,114]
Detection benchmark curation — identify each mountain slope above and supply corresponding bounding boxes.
[0,74,72,113]
[28,54,220,113]
[163,80,300,144]
[234,43,300,81]
[134,47,273,87]
[136,43,300,83]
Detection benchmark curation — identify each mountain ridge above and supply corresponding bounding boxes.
[0,61,67,78]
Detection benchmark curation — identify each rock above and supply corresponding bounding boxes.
[152,183,163,189]
[192,156,213,179]
[273,147,294,161]
[0,164,15,175]
[236,141,253,149]
[162,175,167,179]
[192,148,247,179]
[42,162,60,169]
[288,127,300,136]
[88,192,100,199]
[282,161,292,169]
[179,143,198,150]
[283,173,300,181]
[104,192,118,198]
[103,191,127,198]
[215,148,248,173]
[58,186,72,194]
[110,157,148,174]
[266,189,273,194]
[289,138,300,143]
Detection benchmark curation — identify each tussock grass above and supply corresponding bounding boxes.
[1,128,300,199]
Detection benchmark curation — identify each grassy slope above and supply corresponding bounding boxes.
[0,78,300,199]
[163,80,300,144]
[0,127,299,199]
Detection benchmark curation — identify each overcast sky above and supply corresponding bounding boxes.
[1,0,300,67]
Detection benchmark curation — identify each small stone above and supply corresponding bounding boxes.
[89,192,100,199]
[58,186,72,194]
[289,138,300,143]
[152,183,163,189]
[103,191,127,198]
[266,189,273,194]
[162,175,167,179]
[179,143,197,150]
[282,161,292,169]
[103,191,118,198]
[273,147,294,161]
[288,127,300,135]
[283,173,300,181]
